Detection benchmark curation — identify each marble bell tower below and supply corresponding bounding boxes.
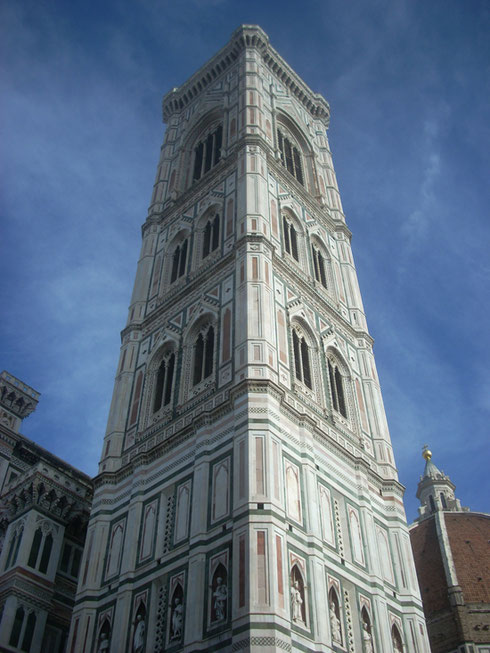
[69,25,430,653]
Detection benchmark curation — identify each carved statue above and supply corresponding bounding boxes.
[329,600,342,642]
[362,621,374,653]
[171,597,183,640]
[132,614,145,653]
[213,576,228,621]
[290,580,303,622]
[98,633,109,653]
[392,631,403,653]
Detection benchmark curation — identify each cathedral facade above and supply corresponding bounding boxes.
[69,25,429,652]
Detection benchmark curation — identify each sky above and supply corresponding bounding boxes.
[1,0,489,522]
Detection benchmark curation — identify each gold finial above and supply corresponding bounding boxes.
[422,445,432,461]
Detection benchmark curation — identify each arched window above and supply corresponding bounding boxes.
[283,215,299,261]
[277,129,304,185]
[292,329,312,389]
[193,125,223,182]
[153,352,175,412]
[440,493,448,510]
[311,244,327,288]
[203,213,220,259]
[170,239,188,283]
[193,325,215,386]
[328,358,347,418]
[429,494,436,512]
[9,606,24,648]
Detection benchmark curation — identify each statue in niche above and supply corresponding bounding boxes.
[329,600,342,643]
[98,633,109,653]
[392,629,403,653]
[362,620,374,653]
[132,613,145,653]
[170,596,183,640]
[290,580,304,622]
[213,576,228,622]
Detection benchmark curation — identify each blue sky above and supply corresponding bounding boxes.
[1,0,489,521]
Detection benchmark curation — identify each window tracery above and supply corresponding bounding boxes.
[312,244,327,288]
[292,328,312,389]
[283,215,299,261]
[202,213,220,259]
[153,352,175,413]
[170,239,189,284]
[328,357,347,418]
[277,128,304,185]
[192,124,223,182]
[193,324,215,386]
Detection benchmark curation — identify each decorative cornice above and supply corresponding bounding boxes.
[162,25,330,124]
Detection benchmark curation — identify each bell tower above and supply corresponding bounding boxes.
[70,25,429,652]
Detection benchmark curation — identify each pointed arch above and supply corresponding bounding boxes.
[210,563,228,623]
[194,204,222,267]
[182,311,218,399]
[290,315,320,396]
[281,208,304,265]
[328,586,343,644]
[162,228,191,289]
[325,346,352,420]
[290,564,307,624]
[169,582,184,641]
[391,623,404,652]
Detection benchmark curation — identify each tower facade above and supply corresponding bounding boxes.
[70,26,429,652]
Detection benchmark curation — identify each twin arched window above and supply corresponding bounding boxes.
[170,239,188,283]
[277,129,304,186]
[193,325,215,386]
[203,214,220,259]
[193,125,223,182]
[292,329,312,389]
[283,216,299,261]
[312,244,327,288]
[153,352,176,412]
[328,358,347,418]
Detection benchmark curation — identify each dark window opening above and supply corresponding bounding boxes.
[312,245,327,288]
[292,330,312,389]
[9,606,24,648]
[277,129,304,186]
[153,353,175,412]
[283,217,299,262]
[170,240,188,284]
[328,360,347,418]
[203,214,220,259]
[27,528,42,569]
[193,124,223,182]
[193,326,214,386]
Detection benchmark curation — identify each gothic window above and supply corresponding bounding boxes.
[193,124,223,182]
[59,541,83,578]
[440,493,447,509]
[27,527,53,573]
[170,239,189,283]
[9,606,36,652]
[192,324,215,386]
[328,358,347,418]
[202,213,220,259]
[4,525,23,569]
[312,244,327,288]
[277,129,304,185]
[153,352,175,412]
[429,494,436,512]
[292,329,312,389]
[283,215,299,261]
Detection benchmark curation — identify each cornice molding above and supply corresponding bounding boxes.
[162,25,330,124]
